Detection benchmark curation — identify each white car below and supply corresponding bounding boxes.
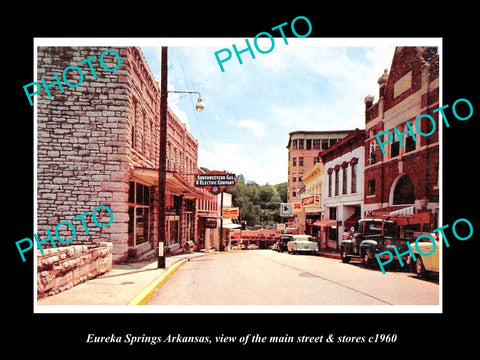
[287,235,318,255]
[407,233,439,278]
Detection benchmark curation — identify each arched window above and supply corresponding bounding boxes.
[392,174,415,204]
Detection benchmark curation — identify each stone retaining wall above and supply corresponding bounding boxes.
[37,242,112,299]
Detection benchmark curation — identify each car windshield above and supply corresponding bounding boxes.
[363,221,383,236]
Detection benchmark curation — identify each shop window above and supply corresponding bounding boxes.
[128,181,152,247]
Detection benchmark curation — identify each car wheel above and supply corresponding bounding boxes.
[416,257,426,278]
[341,248,350,263]
[362,251,371,268]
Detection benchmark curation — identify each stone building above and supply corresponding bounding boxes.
[363,46,439,229]
[36,46,211,264]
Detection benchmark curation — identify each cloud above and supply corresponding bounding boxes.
[234,119,266,137]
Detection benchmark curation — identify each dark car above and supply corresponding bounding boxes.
[277,234,294,252]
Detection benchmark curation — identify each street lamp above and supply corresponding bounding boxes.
[167,90,204,113]
[157,46,204,268]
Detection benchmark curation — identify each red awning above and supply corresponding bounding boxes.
[368,205,414,217]
[344,213,361,228]
[313,219,337,227]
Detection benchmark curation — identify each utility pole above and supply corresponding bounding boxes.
[157,46,168,268]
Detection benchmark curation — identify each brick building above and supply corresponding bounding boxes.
[363,46,439,229]
[37,46,213,263]
[286,130,354,203]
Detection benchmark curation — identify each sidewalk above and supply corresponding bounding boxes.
[37,251,220,306]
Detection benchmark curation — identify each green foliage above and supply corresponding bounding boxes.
[226,175,287,228]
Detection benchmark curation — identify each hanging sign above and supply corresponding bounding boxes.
[195,171,236,195]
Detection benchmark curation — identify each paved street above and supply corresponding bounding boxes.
[146,250,439,306]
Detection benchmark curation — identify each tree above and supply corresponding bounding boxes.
[226,175,287,228]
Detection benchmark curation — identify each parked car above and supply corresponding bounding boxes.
[277,234,293,252]
[340,214,430,269]
[407,233,439,278]
[247,244,259,250]
[287,235,318,255]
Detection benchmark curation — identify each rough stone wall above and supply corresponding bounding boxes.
[37,242,112,298]
[36,46,130,263]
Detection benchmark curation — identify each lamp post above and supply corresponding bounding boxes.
[157,46,203,268]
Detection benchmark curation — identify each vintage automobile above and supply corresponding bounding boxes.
[340,213,432,270]
[287,235,318,255]
[407,233,439,278]
[340,218,397,267]
[276,234,293,252]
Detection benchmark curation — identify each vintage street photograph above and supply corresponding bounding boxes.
[32,38,442,312]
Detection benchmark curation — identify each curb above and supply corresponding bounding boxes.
[127,251,224,305]
[127,258,188,305]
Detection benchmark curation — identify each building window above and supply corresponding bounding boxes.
[391,129,400,157]
[368,179,376,196]
[306,139,312,150]
[328,172,332,197]
[321,139,329,150]
[351,162,357,193]
[131,124,136,149]
[298,139,304,149]
[329,207,337,220]
[368,142,376,165]
[143,114,150,156]
[292,139,298,150]
[292,174,297,182]
[342,167,348,194]
[299,157,304,166]
[293,157,297,166]
[313,139,321,149]
[405,134,416,153]
[128,181,152,248]
[334,168,340,196]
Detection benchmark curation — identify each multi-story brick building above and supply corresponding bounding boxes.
[363,46,439,229]
[286,130,354,203]
[36,46,212,263]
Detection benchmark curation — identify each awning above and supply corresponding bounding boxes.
[313,219,337,227]
[344,213,361,228]
[369,205,415,217]
[132,167,205,199]
[222,223,242,229]
[222,219,242,229]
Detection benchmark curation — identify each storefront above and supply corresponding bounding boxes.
[129,167,207,258]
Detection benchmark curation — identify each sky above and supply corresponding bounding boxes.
[141,39,398,185]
